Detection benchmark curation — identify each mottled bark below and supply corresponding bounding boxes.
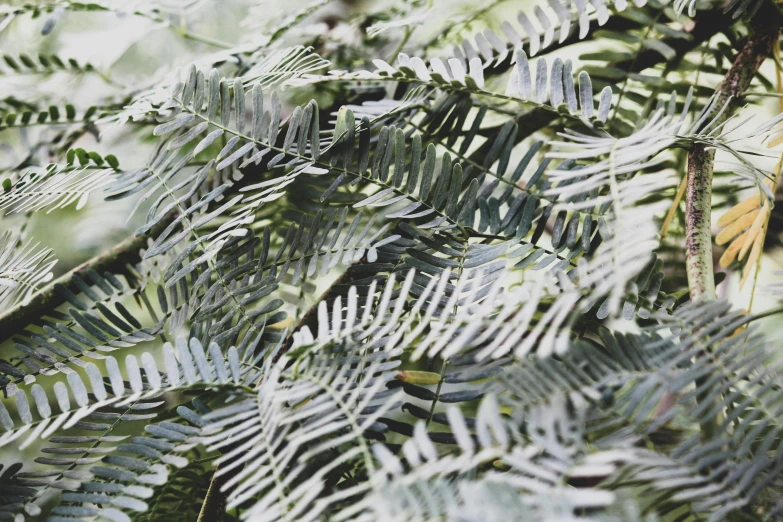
[685,15,780,301]
[686,144,717,299]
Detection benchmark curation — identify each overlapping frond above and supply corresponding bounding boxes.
[108,62,331,261]
[0,266,191,387]
[296,50,613,125]
[339,395,641,522]
[193,310,404,521]
[0,335,259,520]
[674,0,759,19]
[547,90,783,207]
[3,0,783,521]
[0,337,253,448]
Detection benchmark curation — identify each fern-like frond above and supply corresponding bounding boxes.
[0,232,56,312]
[0,334,262,520]
[674,0,759,20]
[340,395,640,522]
[0,103,101,131]
[109,63,331,261]
[0,52,99,78]
[3,1,781,521]
[496,300,783,520]
[0,266,187,387]
[0,337,255,449]
[242,45,331,89]
[547,90,782,208]
[437,0,647,66]
[193,338,403,520]
[390,202,667,362]
[295,50,613,126]
[0,164,112,214]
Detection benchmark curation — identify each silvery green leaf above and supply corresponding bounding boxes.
[153,114,194,137]
[578,71,593,119]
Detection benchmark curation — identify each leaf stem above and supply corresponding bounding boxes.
[197,466,229,522]
[745,303,783,324]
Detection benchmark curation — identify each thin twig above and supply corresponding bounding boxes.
[197,466,229,522]
[0,211,178,338]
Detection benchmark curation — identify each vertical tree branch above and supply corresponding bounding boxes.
[686,144,718,300]
[685,14,780,301]
[682,12,780,444]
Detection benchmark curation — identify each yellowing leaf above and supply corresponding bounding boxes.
[661,176,687,238]
[396,370,441,385]
[740,231,765,289]
[719,231,749,268]
[768,131,783,148]
[739,201,769,261]
[715,190,772,273]
[716,194,760,227]
[731,309,749,336]
[716,209,760,245]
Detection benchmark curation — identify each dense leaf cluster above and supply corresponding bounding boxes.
[1,0,783,521]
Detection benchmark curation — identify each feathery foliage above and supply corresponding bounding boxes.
[2,0,783,520]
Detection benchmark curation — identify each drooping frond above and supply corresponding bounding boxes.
[108,62,332,260]
[0,337,254,448]
[607,302,783,520]
[0,335,260,521]
[193,329,404,520]
[493,299,783,521]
